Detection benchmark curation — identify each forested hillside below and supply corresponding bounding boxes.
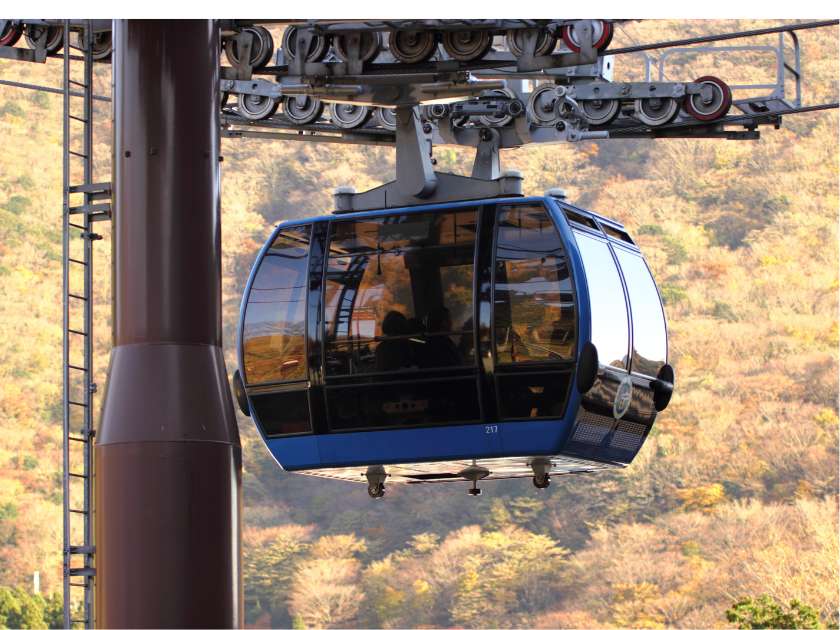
[0,20,837,629]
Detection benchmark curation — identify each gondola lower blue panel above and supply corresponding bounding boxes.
[235,195,674,490]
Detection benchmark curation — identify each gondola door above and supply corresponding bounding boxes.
[322,208,483,432]
[486,203,577,422]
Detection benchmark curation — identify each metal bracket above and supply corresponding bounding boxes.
[0,46,46,62]
[333,106,523,213]
[0,21,47,63]
[567,81,702,100]
[395,106,436,198]
[232,30,254,80]
[471,128,500,180]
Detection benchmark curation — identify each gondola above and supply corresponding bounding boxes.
[234,192,674,496]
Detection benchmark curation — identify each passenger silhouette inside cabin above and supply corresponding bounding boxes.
[420,307,460,368]
[375,310,413,372]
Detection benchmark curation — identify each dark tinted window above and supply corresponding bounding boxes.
[252,390,311,436]
[327,376,481,430]
[243,226,311,384]
[497,372,572,419]
[563,209,599,231]
[574,232,630,370]
[494,205,575,364]
[614,248,667,377]
[601,223,635,244]
[325,210,478,375]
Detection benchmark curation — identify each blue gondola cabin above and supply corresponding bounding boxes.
[233,193,674,496]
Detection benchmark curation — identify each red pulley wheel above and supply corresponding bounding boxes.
[683,75,732,121]
[0,21,23,47]
[561,20,613,53]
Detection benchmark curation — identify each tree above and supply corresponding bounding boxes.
[288,558,365,628]
[0,586,48,629]
[287,535,367,628]
[726,595,823,629]
[242,525,313,627]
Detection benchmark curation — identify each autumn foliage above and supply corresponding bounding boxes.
[0,19,837,629]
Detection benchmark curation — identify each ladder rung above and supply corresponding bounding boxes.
[68,400,88,407]
[68,43,86,52]
[69,567,96,577]
[68,78,87,88]
[69,222,86,230]
[71,619,90,624]
[68,150,88,159]
[68,258,87,265]
[68,436,89,443]
[69,473,88,479]
[69,545,95,554]
[69,202,110,215]
[68,364,88,371]
[68,293,87,300]
[69,181,111,194]
[69,582,87,587]
[68,114,89,123]
[68,508,88,514]
[85,190,111,202]
[67,329,88,336]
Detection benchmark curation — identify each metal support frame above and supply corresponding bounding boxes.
[333,106,522,213]
[656,31,802,109]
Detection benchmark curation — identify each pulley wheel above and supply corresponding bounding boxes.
[329,102,372,129]
[282,25,329,63]
[374,107,397,131]
[74,29,112,61]
[224,26,274,69]
[442,30,492,62]
[683,75,732,121]
[506,28,556,58]
[479,88,520,127]
[334,31,381,63]
[527,84,559,126]
[237,93,279,121]
[24,24,63,53]
[634,97,679,127]
[0,21,23,47]
[388,29,437,64]
[423,103,449,120]
[532,474,551,489]
[581,98,620,127]
[283,95,324,125]
[561,20,613,53]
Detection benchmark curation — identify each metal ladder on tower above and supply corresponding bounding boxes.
[61,20,111,629]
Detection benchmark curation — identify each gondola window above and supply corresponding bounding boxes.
[494,205,575,364]
[243,225,312,385]
[325,210,479,375]
[574,232,631,370]
[614,248,667,377]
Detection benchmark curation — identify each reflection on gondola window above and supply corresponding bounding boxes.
[494,205,575,363]
[614,248,667,377]
[243,226,311,384]
[574,232,630,369]
[324,210,478,375]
